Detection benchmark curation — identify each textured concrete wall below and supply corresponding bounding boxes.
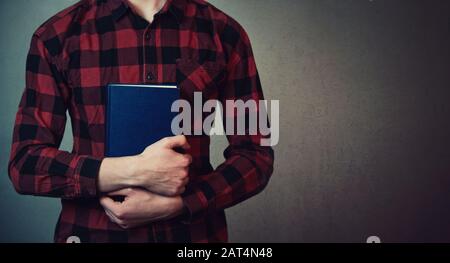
[0,0,449,242]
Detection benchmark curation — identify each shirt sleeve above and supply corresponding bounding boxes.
[8,34,103,199]
[181,23,275,220]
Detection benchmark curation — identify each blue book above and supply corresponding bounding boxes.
[105,84,179,157]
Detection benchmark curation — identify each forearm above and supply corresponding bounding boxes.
[8,144,103,199]
[182,145,274,220]
[97,156,140,193]
[8,142,140,198]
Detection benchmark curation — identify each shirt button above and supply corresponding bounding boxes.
[145,33,151,40]
[146,72,154,81]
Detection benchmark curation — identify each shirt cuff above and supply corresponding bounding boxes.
[75,156,104,198]
[180,188,212,224]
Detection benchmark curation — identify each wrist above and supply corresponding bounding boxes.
[123,155,141,186]
[98,155,141,192]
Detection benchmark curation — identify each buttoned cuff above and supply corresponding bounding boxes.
[75,156,104,198]
[180,188,212,224]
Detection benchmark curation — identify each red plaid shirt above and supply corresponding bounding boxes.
[8,0,274,243]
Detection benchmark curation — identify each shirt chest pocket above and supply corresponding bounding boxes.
[176,58,226,101]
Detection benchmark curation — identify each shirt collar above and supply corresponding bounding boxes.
[108,0,186,24]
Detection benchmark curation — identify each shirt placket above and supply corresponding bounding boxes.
[143,24,156,84]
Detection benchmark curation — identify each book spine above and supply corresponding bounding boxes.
[105,86,111,157]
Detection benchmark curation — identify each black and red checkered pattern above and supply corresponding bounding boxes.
[8,0,274,243]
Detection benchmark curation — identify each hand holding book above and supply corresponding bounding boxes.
[98,135,191,196]
[97,135,191,228]
[131,135,192,196]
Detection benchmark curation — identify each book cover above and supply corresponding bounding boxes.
[105,84,179,157]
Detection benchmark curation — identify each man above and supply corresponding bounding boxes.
[8,0,274,243]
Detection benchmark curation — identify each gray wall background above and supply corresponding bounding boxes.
[1,0,450,242]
